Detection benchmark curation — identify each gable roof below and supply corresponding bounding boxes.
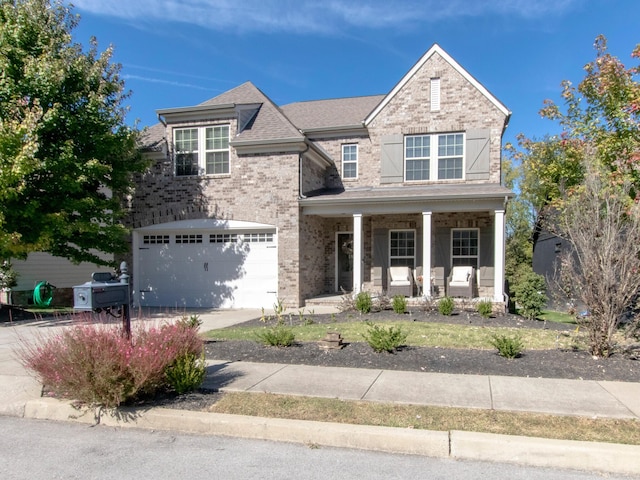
[160,81,304,145]
[364,44,511,126]
[281,95,384,132]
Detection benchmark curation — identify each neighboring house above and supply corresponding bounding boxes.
[532,229,573,309]
[7,252,113,306]
[131,44,513,310]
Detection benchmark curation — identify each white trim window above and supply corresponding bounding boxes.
[389,230,415,267]
[174,125,230,176]
[405,135,430,181]
[405,132,464,181]
[174,128,199,176]
[451,228,479,268]
[437,133,464,179]
[342,144,358,179]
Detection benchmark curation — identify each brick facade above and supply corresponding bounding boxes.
[131,45,511,308]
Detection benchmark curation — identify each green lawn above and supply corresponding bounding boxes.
[539,310,578,324]
[204,320,584,351]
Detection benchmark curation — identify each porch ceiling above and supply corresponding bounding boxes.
[299,183,513,216]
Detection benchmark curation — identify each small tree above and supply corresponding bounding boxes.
[552,159,640,357]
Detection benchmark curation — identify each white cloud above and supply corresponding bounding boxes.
[122,74,220,91]
[72,0,582,34]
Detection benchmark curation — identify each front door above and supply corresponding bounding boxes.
[336,232,353,292]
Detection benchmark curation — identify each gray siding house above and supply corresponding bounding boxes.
[131,44,513,310]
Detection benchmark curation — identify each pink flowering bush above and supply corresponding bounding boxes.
[18,322,204,408]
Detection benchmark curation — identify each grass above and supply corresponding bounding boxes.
[201,312,634,445]
[208,392,640,446]
[539,310,578,324]
[204,320,585,351]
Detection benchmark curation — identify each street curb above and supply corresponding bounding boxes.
[22,398,640,476]
[450,430,640,476]
[24,398,450,457]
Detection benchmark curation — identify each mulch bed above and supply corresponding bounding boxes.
[7,305,639,411]
[204,309,640,383]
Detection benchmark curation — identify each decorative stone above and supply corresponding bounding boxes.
[318,331,344,350]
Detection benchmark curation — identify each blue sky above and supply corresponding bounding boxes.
[70,0,639,148]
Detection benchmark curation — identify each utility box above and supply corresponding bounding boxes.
[73,272,129,311]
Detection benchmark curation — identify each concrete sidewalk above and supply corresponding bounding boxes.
[2,307,640,476]
[202,360,640,420]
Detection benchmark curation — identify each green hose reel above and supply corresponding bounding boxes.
[33,281,54,307]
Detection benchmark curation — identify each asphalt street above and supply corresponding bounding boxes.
[1,416,635,480]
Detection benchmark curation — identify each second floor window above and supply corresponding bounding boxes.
[405,132,464,181]
[342,144,358,179]
[174,125,230,176]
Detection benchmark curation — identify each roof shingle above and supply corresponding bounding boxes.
[281,95,384,131]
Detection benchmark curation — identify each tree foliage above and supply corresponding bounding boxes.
[540,36,640,189]
[512,36,640,356]
[0,0,145,265]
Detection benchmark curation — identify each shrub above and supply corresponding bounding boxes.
[18,322,204,408]
[165,353,206,394]
[176,314,202,330]
[490,334,524,359]
[513,270,548,320]
[363,322,407,353]
[256,325,295,347]
[355,291,373,314]
[477,300,493,318]
[438,296,455,316]
[392,295,407,314]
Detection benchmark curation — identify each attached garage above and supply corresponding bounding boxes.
[133,219,278,309]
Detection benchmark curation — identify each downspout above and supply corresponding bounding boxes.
[298,141,310,199]
[157,114,166,127]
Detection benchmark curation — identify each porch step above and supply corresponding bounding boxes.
[304,294,345,308]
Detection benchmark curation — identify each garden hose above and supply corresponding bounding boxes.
[33,281,54,307]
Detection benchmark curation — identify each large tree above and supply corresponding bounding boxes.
[0,0,145,266]
[513,36,640,355]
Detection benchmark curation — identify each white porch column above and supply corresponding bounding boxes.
[493,209,506,303]
[353,213,363,294]
[422,211,432,297]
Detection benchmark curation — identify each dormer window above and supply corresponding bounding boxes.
[174,125,230,176]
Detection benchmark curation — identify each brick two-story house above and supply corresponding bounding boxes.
[130,44,513,310]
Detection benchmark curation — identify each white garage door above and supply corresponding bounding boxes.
[135,223,278,309]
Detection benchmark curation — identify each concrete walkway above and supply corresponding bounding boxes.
[2,307,640,476]
[203,360,640,420]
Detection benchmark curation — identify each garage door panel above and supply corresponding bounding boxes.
[137,230,277,309]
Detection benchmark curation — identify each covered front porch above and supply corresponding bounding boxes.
[299,184,513,309]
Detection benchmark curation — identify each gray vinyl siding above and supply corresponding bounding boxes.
[11,252,113,290]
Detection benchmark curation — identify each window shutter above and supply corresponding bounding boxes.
[373,229,388,286]
[465,129,491,180]
[480,228,494,265]
[380,135,404,184]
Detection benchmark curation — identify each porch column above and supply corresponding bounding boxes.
[422,211,432,297]
[494,209,506,303]
[353,213,363,294]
